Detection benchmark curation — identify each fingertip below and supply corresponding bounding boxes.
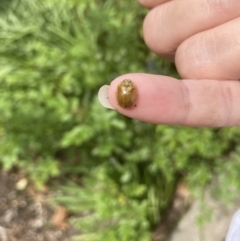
[142,5,176,58]
[108,73,185,124]
[98,74,143,111]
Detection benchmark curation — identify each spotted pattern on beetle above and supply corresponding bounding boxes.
[116,79,137,108]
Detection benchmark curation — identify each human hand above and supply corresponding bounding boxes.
[98,0,240,127]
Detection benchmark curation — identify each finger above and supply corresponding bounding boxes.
[176,17,240,80]
[108,74,240,127]
[143,0,240,57]
[138,0,170,9]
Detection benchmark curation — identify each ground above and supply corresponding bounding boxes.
[1,170,236,241]
[0,170,190,241]
[0,170,75,241]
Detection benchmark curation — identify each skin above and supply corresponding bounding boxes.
[109,0,240,127]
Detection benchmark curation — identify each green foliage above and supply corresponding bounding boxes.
[0,0,147,174]
[1,0,240,240]
[56,167,152,241]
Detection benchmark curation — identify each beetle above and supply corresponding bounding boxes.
[116,79,137,108]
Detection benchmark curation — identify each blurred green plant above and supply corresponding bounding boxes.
[55,166,152,241]
[1,0,240,240]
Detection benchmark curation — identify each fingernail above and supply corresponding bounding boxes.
[98,85,115,109]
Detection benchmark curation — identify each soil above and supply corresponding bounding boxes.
[0,170,76,241]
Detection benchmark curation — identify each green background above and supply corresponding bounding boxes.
[0,0,240,240]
